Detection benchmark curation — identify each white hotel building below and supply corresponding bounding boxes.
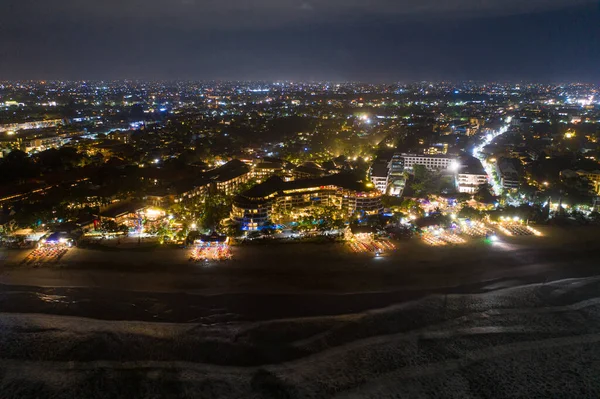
[400,153,456,171]
[456,157,489,194]
[457,172,488,194]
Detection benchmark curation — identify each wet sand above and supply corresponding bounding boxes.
[1,225,599,297]
[1,225,600,323]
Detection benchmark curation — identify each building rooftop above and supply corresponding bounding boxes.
[294,162,324,176]
[459,156,486,175]
[401,153,456,159]
[350,225,377,235]
[198,231,228,243]
[370,162,389,178]
[241,173,376,200]
[205,159,250,183]
[254,161,283,170]
[100,201,145,219]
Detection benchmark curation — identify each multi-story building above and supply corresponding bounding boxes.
[398,153,456,171]
[21,134,69,153]
[99,201,146,225]
[577,171,600,194]
[424,143,449,155]
[147,160,251,206]
[252,160,285,183]
[7,127,82,153]
[293,162,325,180]
[386,154,407,197]
[561,169,600,195]
[107,130,133,144]
[388,153,405,176]
[231,174,383,230]
[456,157,488,194]
[457,173,488,194]
[496,158,520,190]
[0,119,64,133]
[207,159,251,195]
[369,162,389,194]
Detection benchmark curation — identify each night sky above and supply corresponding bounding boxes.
[1,0,598,81]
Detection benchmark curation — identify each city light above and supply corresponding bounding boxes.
[145,208,164,219]
[449,160,460,172]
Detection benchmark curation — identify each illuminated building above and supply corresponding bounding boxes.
[199,159,251,196]
[99,201,146,225]
[385,154,407,197]
[561,169,600,195]
[388,153,405,175]
[495,158,520,190]
[144,160,251,207]
[456,157,488,194]
[252,160,285,183]
[369,162,389,194]
[22,136,62,153]
[388,178,406,197]
[424,143,449,155]
[107,130,132,144]
[194,232,229,248]
[398,153,457,171]
[39,232,74,248]
[293,162,326,180]
[231,174,383,230]
[0,119,64,133]
[457,173,488,194]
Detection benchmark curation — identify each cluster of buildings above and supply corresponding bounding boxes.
[495,158,520,191]
[146,159,252,207]
[369,153,488,196]
[231,174,383,230]
[2,80,600,234]
[560,169,600,195]
[456,157,488,194]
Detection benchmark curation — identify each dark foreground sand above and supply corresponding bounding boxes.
[2,226,600,398]
[2,277,600,398]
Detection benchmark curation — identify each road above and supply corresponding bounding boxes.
[472,117,511,194]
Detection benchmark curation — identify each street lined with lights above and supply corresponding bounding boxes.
[472,117,512,195]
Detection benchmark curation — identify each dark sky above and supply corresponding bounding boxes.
[0,0,598,81]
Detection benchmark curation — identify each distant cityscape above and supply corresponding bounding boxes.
[1,81,599,257]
